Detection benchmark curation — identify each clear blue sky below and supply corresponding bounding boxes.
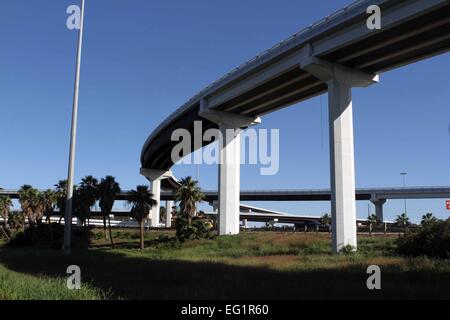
[0,0,449,222]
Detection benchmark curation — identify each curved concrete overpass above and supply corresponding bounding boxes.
[140,0,450,252]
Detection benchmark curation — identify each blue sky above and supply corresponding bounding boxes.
[0,0,449,222]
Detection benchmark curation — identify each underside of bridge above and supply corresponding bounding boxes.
[140,0,450,253]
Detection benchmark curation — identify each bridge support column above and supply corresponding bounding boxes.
[150,179,161,227]
[328,81,358,252]
[370,198,386,222]
[218,124,241,235]
[140,168,173,228]
[200,99,261,235]
[301,44,379,253]
[166,200,174,228]
[242,218,248,229]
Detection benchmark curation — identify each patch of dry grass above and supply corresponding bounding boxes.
[1,230,448,299]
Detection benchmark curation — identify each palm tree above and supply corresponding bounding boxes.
[128,185,157,250]
[421,212,437,226]
[54,180,68,224]
[78,176,99,226]
[19,185,41,226]
[98,176,120,248]
[37,189,57,240]
[173,177,204,226]
[40,189,57,224]
[367,214,378,235]
[0,195,13,230]
[54,180,82,225]
[320,213,332,233]
[395,213,410,231]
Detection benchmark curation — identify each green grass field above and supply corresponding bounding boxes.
[0,229,449,300]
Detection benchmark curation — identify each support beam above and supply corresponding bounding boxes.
[199,99,260,235]
[217,124,241,235]
[371,198,387,222]
[211,200,218,212]
[166,200,174,228]
[300,45,378,253]
[150,179,161,227]
[327,80,357,252]
[140,168,173,228]
[242,218,248,229]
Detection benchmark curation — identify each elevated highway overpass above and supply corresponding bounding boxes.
[139,0,450,253]
[174,186,450,223]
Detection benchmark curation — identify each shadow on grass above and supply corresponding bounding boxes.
[0,246,449,300]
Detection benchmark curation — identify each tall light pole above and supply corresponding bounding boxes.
[64,0,86,254]
[400,172,408,215]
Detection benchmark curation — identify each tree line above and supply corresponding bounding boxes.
[0,176,209,250]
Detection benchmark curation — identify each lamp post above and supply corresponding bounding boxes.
[64,0,85,254]
[400,172,408,216]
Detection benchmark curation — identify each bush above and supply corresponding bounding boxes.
[396,219,450,259]
[175,214,213,243]
[340,244,356,255]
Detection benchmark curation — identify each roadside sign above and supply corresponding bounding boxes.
[446,200,450,210]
